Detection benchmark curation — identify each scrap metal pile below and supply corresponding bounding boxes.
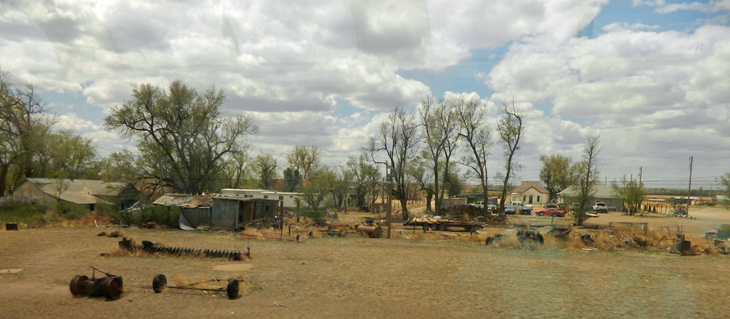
[440,205,507,225]
[118,237,249,260]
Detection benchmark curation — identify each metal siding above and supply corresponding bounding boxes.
[212,198,238,228]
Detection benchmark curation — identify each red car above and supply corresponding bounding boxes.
[535,208,566,217]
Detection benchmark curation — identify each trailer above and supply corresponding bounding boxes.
[403,216,483,232]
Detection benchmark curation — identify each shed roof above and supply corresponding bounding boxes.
[153,194,213,208]
[559,182,615,199]
[23,178,132,205]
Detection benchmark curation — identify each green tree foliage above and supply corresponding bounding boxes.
[283,167,301,192]
[1,70,100,194]
[539,154,574,203]
[418,96,459,214]
[443,169,462,198]
[104,80,258,194]
[286,145,321,180]
[407,153,434,212]
[611,175,645,215]
[220,148,252,189]
[574,134,600,225]
[254,152,277,190]
[719,173,730,206]
[496,101,524,213]
[100,150,138,182]
[296,167,328,211]
[347,153,381,208]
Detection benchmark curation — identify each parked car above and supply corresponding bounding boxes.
[534,208,566,217]
[592,201,608,213]
[505,201,532,215]
[544,204,558,210]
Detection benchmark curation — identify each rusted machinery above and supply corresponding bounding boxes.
[119,238,249,260]
[69,266,123,299]
[355,225,382,238]
[152,274,240,299]
[517,229,544,244]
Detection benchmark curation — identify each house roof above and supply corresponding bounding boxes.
[559,182,614,199]
[512,181,549,194]
[22,178,132,205]
[153,194,212,208]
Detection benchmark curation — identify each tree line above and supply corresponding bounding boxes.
[7,73,721,224]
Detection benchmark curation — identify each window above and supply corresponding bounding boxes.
[537,196,541,203]
[279,196,284,200]
[264,195,268,199]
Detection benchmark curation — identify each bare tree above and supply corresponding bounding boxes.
[286,145,321,181]
[367,106,419,220]
[575,134,600,225]
[455,97,492,215]
[496,101,524,213]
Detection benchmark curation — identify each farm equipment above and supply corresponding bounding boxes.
[69,266,123,299]
[152,274,240,299]
[517,229,544,244]
[671,206,687,217]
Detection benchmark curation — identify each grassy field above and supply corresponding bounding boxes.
[1,221,729,318]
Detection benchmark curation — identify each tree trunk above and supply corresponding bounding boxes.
[0,163,9,196]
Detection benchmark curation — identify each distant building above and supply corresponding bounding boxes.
[10,178,139,211]
[220,189,301,208]
[558,182,624,211]
[510,181,549,205]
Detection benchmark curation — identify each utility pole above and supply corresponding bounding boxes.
[687,156,693,218]
[639,166,642,186]
[386,166,392,239]
[639,166,643,212]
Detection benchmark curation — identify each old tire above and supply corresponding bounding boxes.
[101,276,123,299]
[70,275,88,296]
[152,274,167,293]
[539,212,544,216]
[226,279,239,299]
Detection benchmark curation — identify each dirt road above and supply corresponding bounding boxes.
[1,226,729,318]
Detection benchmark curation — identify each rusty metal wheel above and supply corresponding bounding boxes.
[101,276,123,299]
[152,274,167,293]
[69,275,88,296]
[226,279,239,299]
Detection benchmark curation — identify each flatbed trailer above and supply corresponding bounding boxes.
[404,218,483,232]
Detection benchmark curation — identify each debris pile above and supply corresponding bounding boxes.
[118,238,248,260]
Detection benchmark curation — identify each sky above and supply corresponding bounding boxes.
[1,0,730,190]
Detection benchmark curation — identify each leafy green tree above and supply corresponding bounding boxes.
[611,175,645,215]
[539,154,574,203]
[0,70,54,194]
[104,80,258,194]
[254,152,277,190]
[407,153,434,212]
[286,145,321,180]
[100,150,138,182]
[283,167,301,192]
[220,148,252,189]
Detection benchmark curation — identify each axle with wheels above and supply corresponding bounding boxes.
[69,266,123,299]
[152,274,239,299]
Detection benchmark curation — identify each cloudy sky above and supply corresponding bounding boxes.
[2,0,729,189]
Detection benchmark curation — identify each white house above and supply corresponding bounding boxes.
[220,189,301,208]
[510,181,550,205]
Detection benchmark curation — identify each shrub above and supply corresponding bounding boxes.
[0,200,49,225]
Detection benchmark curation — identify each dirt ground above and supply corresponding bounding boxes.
[2,211,730,319]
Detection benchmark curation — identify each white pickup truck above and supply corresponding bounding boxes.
[592,201,608,213]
